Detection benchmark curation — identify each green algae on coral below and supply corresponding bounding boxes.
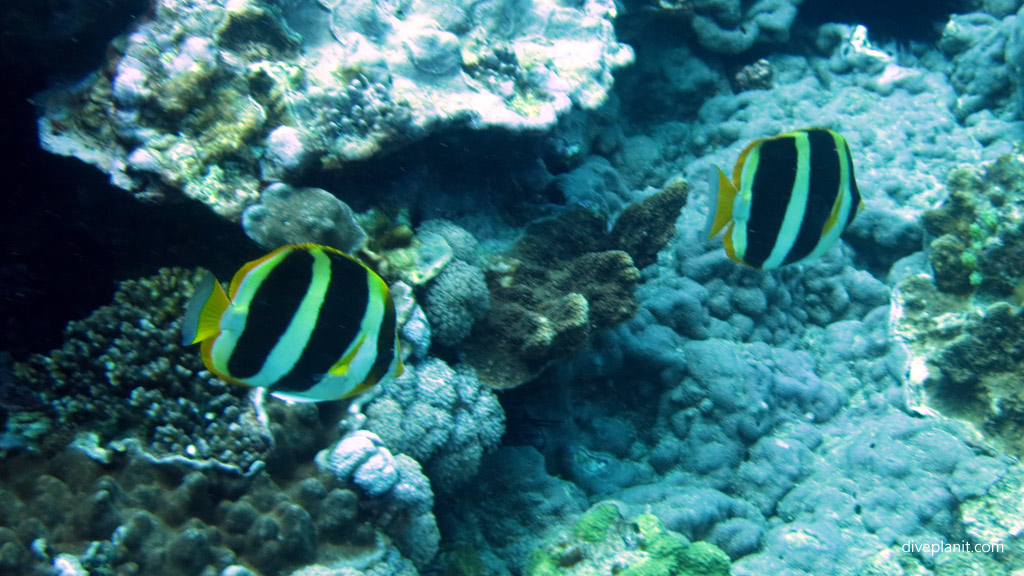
[526,502,730,576]
[922,149,1024,301]
[574,502,621,543]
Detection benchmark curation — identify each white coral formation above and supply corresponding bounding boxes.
[308,0,633,125]
[35,0,633,219]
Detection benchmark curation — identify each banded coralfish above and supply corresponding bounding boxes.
[181,244,403,402]
[705,128,864,269]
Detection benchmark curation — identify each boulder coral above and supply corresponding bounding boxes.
[0,435,416,576]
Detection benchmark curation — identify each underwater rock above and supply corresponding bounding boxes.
[959,462,1024,561]
[465,183,688,389]
[241,183,367,252]
[34,0,633,220]
[940,11,1020,123]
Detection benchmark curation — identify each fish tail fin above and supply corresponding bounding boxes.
[181,270,230,346]
[705,166,736,239]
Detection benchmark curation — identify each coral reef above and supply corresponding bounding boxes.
[921,150,1024,298]
[0,433,423,576]
[894,151,1024,458]
[35,0,633,219]
[423,260,491,348]
[16,3,1024,576]
[526,502,731,576]
[10,268,272,474]
[316,430,440,568]
[464,182,688,389]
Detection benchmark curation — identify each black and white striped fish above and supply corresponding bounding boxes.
[706,128,864,269]
[181,244,403,402]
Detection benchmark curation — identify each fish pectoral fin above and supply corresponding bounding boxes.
[705,166,737,239]
[329,335,367,376]
[182,271,230,345]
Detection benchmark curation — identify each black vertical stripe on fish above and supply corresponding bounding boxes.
[270,250,371,394]
[228,249,315,379]
[363,284,398,389]
[843,142,862,228]
[745,136,799,268]
[785,129,843,264]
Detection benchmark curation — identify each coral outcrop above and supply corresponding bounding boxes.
[36,0,633,219]
[646,0,804,55]
[462,182,688,389]
[361,358,505,492]
[894,151,1024,458]
[241,183,367,252]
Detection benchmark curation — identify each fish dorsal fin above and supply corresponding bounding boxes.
[732,137,764,186]
[228,245,295,300]
[181,271,230,345]
[705,166,738,238]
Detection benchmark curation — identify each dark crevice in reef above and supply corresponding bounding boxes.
[798,0,971,43]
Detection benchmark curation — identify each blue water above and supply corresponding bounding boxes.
[1,1,1023,575]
